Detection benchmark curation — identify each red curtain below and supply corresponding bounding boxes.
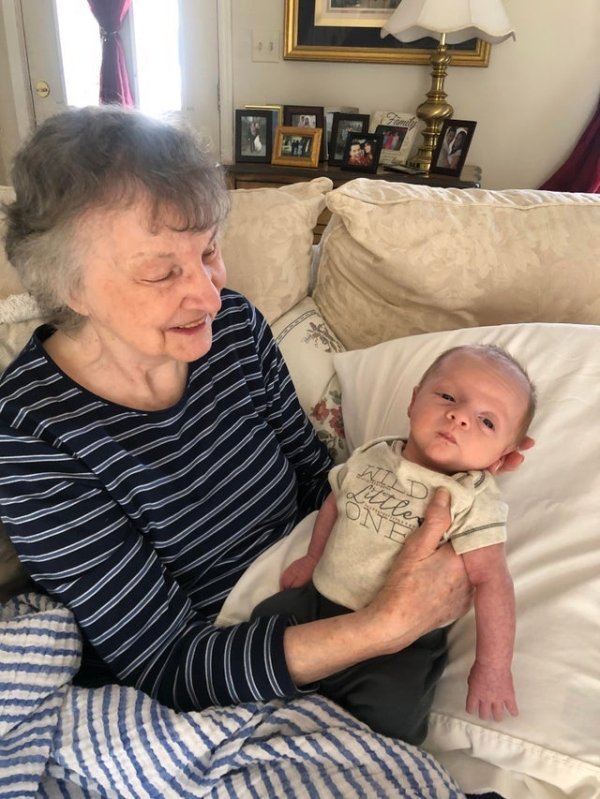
[540,97,600,193]
[87,0,134,107]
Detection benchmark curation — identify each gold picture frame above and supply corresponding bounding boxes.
[272,126,323,168]
[284,0,491,67]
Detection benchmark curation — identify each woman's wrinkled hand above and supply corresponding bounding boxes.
[366,487,473,655]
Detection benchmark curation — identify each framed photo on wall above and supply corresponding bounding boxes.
[328,112,370,165]
[283,0,491,66]
[272,126,323,168]
[341,132,383,174]
[283,105,326,161]
[235,109,273,163]
[430,119,477,177]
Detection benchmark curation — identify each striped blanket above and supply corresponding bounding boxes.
[0,593,466,798]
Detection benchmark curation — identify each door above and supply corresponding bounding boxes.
[19,0,68,126]
[16,0,223,155]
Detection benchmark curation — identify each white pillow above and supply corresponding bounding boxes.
[333,323,600,798]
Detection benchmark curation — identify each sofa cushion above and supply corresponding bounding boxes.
[221,177,332,324]
[313,180,600,350]
[332,322,600,798]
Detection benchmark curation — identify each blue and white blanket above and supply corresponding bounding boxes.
[0,593,466,798]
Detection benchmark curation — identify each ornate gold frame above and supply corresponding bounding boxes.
[284,0,491,67]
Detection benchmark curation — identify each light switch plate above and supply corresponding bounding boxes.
[251,29,280,62]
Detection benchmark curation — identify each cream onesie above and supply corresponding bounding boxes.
[312,435,507,611]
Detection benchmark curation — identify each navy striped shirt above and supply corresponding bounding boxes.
[0,290,332,711]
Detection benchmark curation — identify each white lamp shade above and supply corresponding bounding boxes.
[381,0,515,44]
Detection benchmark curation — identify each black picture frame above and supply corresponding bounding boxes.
[283,104,326,161]
[430,119,477,177]
[235,109,273,164]
[341,132,383,174]
[284,0,490,66]
[329,113,370,165]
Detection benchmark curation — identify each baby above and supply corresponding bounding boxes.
[253,344,536,743]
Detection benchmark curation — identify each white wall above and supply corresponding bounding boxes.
[230,0,600,190]
[1,0,598,190]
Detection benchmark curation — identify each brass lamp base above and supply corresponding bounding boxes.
[409,38,454,172]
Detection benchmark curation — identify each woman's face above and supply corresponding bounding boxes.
[69,199,226,366]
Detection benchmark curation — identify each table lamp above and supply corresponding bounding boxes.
[382,0,515,172]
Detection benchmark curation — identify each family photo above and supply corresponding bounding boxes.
[341,133,382,172]
[282,133,313,157]
[430,119,477,176]
[240,115,267,156]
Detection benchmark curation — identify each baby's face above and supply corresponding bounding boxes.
[404,351,529,474]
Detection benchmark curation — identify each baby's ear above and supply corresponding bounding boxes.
[487,454,507,475]
[488,443,520,475]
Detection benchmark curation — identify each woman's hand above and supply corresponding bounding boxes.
[365,487,473,656]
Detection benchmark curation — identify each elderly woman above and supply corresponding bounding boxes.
[0,106,479,716]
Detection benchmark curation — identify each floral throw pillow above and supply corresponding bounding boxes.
[271,297,348,463]
[309,379,346,464]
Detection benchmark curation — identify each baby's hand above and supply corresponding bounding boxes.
[280,555,318,589]
[466,661,519,721]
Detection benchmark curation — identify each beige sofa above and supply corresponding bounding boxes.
[1,179,599,798]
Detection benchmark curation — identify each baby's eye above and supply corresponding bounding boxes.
[439,392,455,402]
[481,417,495,430]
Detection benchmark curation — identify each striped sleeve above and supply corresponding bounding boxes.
[0,292,332,712]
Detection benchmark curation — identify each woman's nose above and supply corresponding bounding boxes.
[181,266,222,312]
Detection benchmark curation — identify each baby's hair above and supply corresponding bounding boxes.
[418,344,536,442]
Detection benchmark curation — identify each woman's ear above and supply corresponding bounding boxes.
[65,281,89,316]
[407,386,418,418]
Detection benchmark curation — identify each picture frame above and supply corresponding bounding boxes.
[324,105,358,160]
[235,109,273,163]
[244,104,284,133]
[328,112,370,165]
[272,126,323,168]
[340,132,383,174]
[430,119,477,177]
[370,110,420,166]
[283,105,326,161]
[284,0,491,66]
